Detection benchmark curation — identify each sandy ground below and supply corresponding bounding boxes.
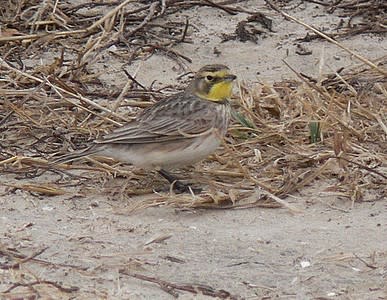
[1,184,386,299]
[1,1,386,299]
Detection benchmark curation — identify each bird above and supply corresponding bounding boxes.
[54,64,237,193]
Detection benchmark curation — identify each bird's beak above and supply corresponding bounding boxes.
[224,74,237,82]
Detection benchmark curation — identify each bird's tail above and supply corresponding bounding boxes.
[51,145,101,165]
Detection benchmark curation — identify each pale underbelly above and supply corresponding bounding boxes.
[99,135,222,169]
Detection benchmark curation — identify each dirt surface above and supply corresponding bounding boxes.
[1,1,386,299]
[1,184,386,299]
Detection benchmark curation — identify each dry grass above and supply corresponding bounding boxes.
[1,0,386,212]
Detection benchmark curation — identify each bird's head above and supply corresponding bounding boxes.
[190,64,237,102]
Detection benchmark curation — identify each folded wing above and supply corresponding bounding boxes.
[95,94,216,145]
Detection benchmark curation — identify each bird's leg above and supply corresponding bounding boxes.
[157,169,202,194]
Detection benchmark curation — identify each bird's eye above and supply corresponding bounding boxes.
[206,75,214,81]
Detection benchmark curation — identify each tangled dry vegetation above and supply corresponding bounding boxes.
[0,0,386,211]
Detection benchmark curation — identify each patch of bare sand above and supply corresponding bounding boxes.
[1,183,386,299]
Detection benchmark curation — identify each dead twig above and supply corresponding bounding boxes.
[0,247,49,270]
[353,253,378,269]
[124,2,159,37]
[2,280,79,294]
[120,271,243,299]
[335,155,387,180]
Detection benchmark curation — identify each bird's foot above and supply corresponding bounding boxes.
[157,169,202,194]
[172,180,202,194]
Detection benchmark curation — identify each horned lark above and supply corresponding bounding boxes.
[54,64,237,192]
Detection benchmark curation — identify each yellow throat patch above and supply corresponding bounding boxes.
[206,80,233,101]
[195,70,235,102]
